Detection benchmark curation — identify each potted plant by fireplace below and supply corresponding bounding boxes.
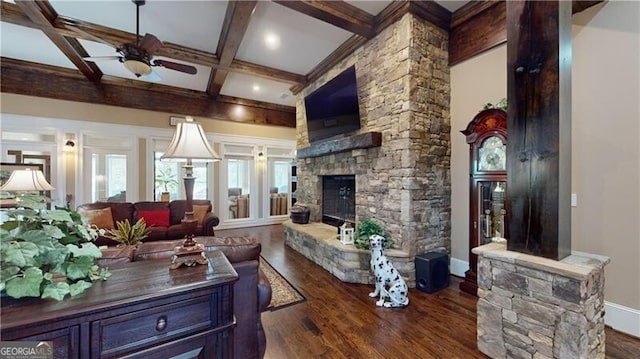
[354,219,393,250]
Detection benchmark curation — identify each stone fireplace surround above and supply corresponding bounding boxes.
[285,13,451,287]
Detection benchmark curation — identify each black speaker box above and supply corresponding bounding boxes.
[415,252,449,293]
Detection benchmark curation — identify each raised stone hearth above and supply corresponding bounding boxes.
[473,243,610,359]
[284,221,414,286]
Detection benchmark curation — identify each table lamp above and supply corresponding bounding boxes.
[161,117,220,268]
[0,168,54,209]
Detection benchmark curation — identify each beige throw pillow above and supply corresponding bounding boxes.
[193,205,209,224]
[79,207,115,229]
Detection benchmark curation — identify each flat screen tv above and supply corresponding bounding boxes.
[304,65,361,143]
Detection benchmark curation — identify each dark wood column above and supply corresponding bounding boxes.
[506,0,572,260]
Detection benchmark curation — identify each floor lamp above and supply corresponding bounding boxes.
[161,117,220,267]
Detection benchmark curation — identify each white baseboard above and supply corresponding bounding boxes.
[605,301,640,338]
[448,259,639,338]
[450,258,469,278]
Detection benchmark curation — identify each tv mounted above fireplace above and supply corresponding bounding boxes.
[304,65,361,143]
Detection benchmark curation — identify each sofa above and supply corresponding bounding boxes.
[77,200,220,246]
[98,236,272,359]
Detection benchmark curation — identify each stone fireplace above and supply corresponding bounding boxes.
[285,13,451,287]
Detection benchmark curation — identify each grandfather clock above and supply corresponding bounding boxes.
[459,109,507,296]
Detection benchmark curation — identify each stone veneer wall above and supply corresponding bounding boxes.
[295,13,451,257]
[473,243,610,359]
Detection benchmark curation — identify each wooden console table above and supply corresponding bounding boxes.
[0,250,238,359]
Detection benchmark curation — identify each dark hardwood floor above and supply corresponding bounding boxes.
[216,225,640,359]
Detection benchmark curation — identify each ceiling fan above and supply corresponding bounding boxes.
[84,0,197,79]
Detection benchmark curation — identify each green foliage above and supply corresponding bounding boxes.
[0,207,110,301]
[155,167,179,193]
[354,219,393,250]
[482,98,508,111]
[104,218,150,246]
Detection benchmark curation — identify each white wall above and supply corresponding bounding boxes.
[571,0,640,330]
[450,1,639,336]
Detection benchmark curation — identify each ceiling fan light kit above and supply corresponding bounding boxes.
[123,59,152,77]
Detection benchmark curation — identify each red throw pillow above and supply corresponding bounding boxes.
[137,210,170,227]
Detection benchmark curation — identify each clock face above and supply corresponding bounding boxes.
[478,136,506,171]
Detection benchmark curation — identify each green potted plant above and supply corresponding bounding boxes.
[354,219,393,250]
[104,218,150,247]
[155,167,178,202]
[0,207,111,301]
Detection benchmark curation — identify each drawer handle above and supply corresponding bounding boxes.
[156,315,168,331]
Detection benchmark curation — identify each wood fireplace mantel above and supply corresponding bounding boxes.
[297,131,382,159]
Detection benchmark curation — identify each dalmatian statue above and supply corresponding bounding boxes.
[368,234,409,308]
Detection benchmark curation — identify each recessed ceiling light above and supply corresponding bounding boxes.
[253,85,260,92]
[264,32,281,50]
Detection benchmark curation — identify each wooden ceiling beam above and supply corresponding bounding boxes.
[216,1,257,66]
[207,1,257,97]
[0,57,295,128]
[230,59,306,85]
[408,1,451,31]
[449,0,605,65]
[14,0,102,83]
[449,1,506,66]
[0,1,33,28]
[273,0,374,38]
[572,1,605,14]
[1,1,304,86]
[451,0,501,28]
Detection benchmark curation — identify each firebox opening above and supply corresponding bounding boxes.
[322,175,355,228]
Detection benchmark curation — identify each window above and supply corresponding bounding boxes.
[154,152,180,201]
[224,144,255,220]
[153,151,210,201]
[268,159,291,216]
[82,132,136,204]
[91,153,127,202]
[227,157,252,219]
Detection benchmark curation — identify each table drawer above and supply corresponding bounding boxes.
[94,296,212,357]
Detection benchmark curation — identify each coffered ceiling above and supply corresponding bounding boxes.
[1,1,469,126]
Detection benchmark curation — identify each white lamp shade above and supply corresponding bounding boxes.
[0,169,54,191]
[161,118,221,161]
[123,59,152,76]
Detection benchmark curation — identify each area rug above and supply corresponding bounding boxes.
[260,256,306,311]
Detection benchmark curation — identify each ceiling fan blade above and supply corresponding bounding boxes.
[139,33,163,55]
[153,59,197,75]
[84,56,121,62]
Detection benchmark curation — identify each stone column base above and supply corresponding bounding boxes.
[473,243,610,359]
